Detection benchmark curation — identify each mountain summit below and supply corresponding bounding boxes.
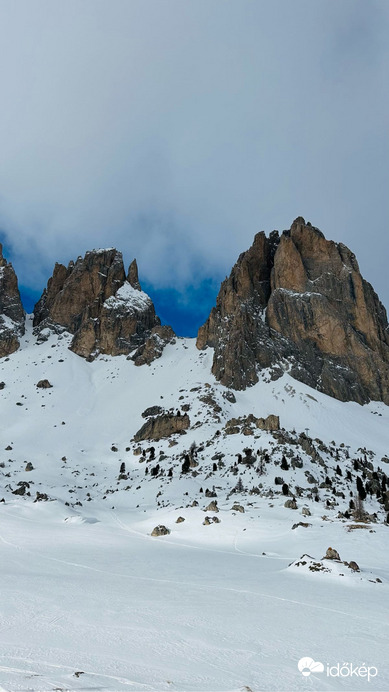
[197,217,389,404]
[33,248,175,362]
[2,218,389,404]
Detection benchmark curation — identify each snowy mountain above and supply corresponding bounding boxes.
[1,223,389,691]
[198,217,389,405]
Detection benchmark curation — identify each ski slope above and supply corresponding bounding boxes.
[0,317,388,691]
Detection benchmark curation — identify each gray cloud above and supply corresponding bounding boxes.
[0,0,388,309]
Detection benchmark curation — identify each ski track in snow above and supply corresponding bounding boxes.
[0,508,385,626]
[0,658,155,691]
[1,509,388,692]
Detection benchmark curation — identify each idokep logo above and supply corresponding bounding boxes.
[298,657,324,677]
[298,657,378,682]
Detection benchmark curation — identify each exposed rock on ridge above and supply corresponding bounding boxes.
[33,249,174,362]
[197,218,389,404]
[0,244,25,357]
[134,413,190,441]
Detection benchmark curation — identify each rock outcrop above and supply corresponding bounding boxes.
[33,249,174,362]
[151,525,171,537]
[134,413,190,441]
[348,560,360,572]
[0,244,25,357]
[132,325,176,366]
[256,414,280,431]
[324,547,341,560]
[141,405,164,418]
[36,379,53,389]
[197,218,389,404]
[284,499,298,510]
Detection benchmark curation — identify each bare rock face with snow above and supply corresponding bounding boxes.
[132,325,176,366]
[256,414,280,431]
[33,249,174,361]
[0,243,25,357]
[197,217,389,404]
[134,413,190,441]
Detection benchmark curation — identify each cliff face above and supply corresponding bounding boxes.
[197,218,389,404]
[33,249,174,362]
[0,244,25,357]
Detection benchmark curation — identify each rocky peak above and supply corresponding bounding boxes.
[33,248,175,362]
[0,243,25,357]
[127,259,141,290]
[33,248,125,334]
[197,218,389,405]
[197,231,278,352]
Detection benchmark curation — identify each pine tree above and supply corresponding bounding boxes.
[356,476,367,501]
[280,456,289,471]
[181,456,190,474]
[257,459,265,476]
[235,477,244,494]
[243,448,253,464]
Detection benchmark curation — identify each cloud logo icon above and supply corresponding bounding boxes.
[298,657,325,676]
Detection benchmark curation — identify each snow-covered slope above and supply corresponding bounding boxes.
[0,317,388,691]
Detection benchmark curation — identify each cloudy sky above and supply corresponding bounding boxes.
[0,0,388,334]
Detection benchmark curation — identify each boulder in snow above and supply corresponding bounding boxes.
[151,525,171,537]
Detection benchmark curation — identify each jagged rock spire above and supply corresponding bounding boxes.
[197,218,389,405]
[33,248,174,362]
[127,259,141,290]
